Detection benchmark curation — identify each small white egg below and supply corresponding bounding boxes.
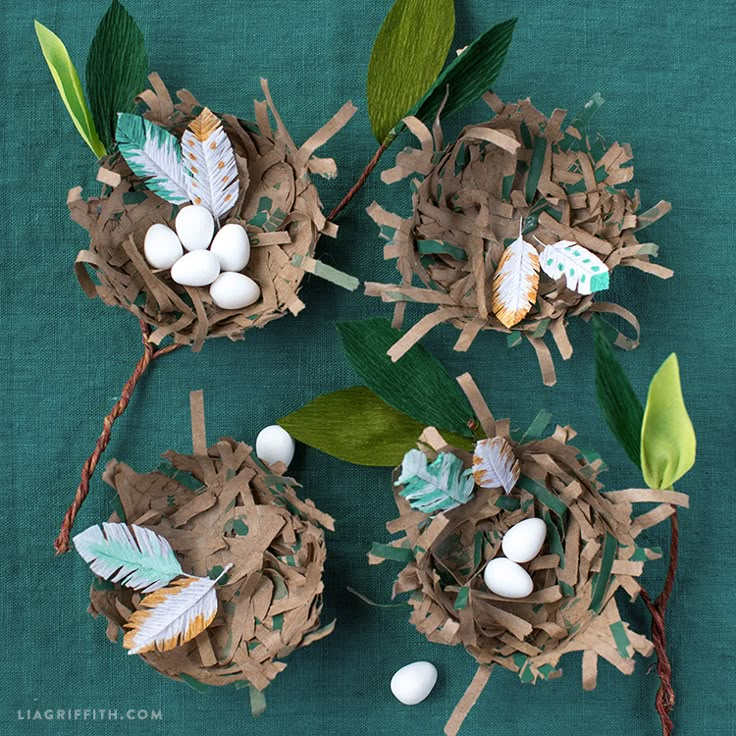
[255,425,296,468]
[209,272,260,310]
[175,204,215,250]
[390,662,438,706]
[502,518,547,563]
[143,224,183,270]
[170,249,220,287]
[483,557,533,599]
[210,223,250,271]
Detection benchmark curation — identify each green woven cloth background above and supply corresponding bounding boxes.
[0,0,732,733]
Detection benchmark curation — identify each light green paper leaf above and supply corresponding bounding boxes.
[367,0,455,143]
[278,386,471,467]
[86,0,149,153]
[73,522,183,593]
[34,20,106,159]
[592,316,644,468]
[641,354,696,490]
[402,17,517,136]
[337,319,475,437]
[116,112,190,204]
[396,448,474,514]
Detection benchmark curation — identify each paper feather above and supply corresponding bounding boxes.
[472,437,520,494]
[491,228,540,328]
[539,239,610,295]
[181,107,240,219]
[116,112,190,204]
[123,566,231,655]
[396,449,475,514]
[73,522,183,593]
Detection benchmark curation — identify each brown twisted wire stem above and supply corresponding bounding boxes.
[54,321,182,554]
[640,511,680,736]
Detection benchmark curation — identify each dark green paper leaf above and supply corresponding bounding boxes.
[86,0,148,152]
[278,386,471,467]
[337,319,475,437]
[367,0,455,143]
[402,17,517,136]
[592,316,644,468]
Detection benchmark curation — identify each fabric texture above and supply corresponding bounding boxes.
[0,0,732,733]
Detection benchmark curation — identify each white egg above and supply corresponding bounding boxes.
[390,662,438,706]
[210,223,250,271]
[209,272,260,310]
[175,204,215,250]
[143,224,183,270]
[502,518,547,563]
[483,557,533,599]
[170,250,220,287]
[255,425,296,468]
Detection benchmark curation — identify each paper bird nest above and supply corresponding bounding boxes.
[88,392,334,695]
[371,375,688,735]
[69,73,352,351]
[365,94,673,385]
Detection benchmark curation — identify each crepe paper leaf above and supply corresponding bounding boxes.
[367,0,455,143]
[491,227,540,328]
[402,17,517,137]
[34,20,106,159]
[539,240,610,295]
[641,354,696,490]
[86,0,148,153]
[73,522,183,593]
[278,386,472,467]
[472,437,520,494]
[337,319,475,437]
[396,448,475,515]
[181,107,240,219]
[592,317,644,468]
[123,565,231,655]
[116,113,190,204]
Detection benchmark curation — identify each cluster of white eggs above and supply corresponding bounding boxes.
[143,204,261,310]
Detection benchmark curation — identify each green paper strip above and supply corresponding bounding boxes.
[249,685,266,717]
[495,496,521,511]
[453,586,470,610]
[641,354,696,490]
[520,410,553,443]
[337,319,475,437]
[543,510,565,568]
[559,93,605,152]
[590,532,617,613]
[416,239,468,262]
[291,254,359,291]
[592,316,644,468]
[179,674,213,694]
[34,20,106,158]
[86,0,148,152]
[367,0,455,143]
[609,620,631,659]
[370,542,415,562]
[517,476,568,518]
[525,136,547,203]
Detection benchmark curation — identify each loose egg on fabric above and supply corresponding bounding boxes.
[170,249,220,287]
[209,272,260,310]
[483,557,533,599]
[143,224,183,270]
[502,517,547,563]
[390,662,438,706]
[210,223,250,272]
[255,425,296,468]
[175,204,215,250]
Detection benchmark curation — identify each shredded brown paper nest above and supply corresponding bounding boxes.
[365,94,673,384]
[370,374,688,735]
[69,73,355,351]
[89,391,335,702]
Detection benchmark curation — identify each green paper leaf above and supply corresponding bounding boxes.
[34,20,106,158]
[367,0,455,143]
[402,17,517,136]
[86,0,148,153]
[641,354,696,490]
[337,319,474,437]
[278,386,471,466]
[592,317,644,468]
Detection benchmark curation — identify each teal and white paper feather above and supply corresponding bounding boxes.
[539,239,610,295]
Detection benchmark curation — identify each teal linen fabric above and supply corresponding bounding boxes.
[0,0,732,733]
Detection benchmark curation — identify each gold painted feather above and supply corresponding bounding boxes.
[491,229,540,329]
